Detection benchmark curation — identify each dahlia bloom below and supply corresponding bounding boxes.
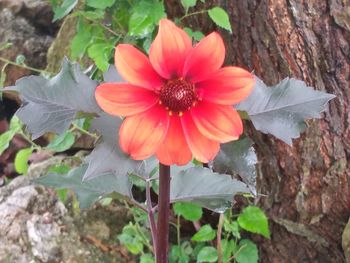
[95,19,254,166]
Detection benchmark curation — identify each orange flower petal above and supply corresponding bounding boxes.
[196,67,255,105]
[156,116,192,165]
[149,19,192,79]
[191,101,243,142]
[181,112,220,163]
[183,32,225,83]
[95,83,158,116]
[119,105,169,160]
[115,44,164,90]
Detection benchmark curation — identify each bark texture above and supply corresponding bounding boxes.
[166,0,350,262]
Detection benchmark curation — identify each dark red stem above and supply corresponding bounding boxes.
[156,163,171,262]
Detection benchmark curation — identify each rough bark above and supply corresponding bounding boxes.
[166,0,350,262]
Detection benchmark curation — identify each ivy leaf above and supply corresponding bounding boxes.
[213,137,257,193]
[237,206,270,238]
[170,167,250,212]
[235,239,258,263]
[173,202,203,221]
[86,0,115,9]
[7,58,100,139]
[83,113,155,180]
[192,225,216,242]
[47,131,75,152]
[208,7,232,32]
[236,77,336,144]
[53,0,78,22]
[197,246,218,262]
[14,148,33,174]
[35,164,132,209]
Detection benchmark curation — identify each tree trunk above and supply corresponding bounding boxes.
[165,0,350,262]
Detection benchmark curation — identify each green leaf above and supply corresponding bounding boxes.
[15,55,25,64]
[48,164,71,174]
[53,0,78,21]
[14,148,33,174]
[87,43,114,72]
[47,131,75,152]
[7,59,100,139]
[128,1,166,38]
[71,24,92,59]
[118,224,144,254]
[170,167,251,212]
[191,224,216,242]
[86,0,115,9]
[208,7,232,32]
[9,115,22,132]
[0,131,15,155]
[197,247,218,262]
[184,27,204,41]
[173,202,203,221]
[235,239,258,263]
[236,77,336,144]
[221,239,237,262]
[169,245,190,263]
[181,0,197,11]
[223,220,240,239]
[34,165,133,209]
[140,254,155,263]
[213,137,257,193]
[237,206,270,238]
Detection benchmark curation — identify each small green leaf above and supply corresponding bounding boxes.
[47,131,75,152]
[235,239,258,263]
[118,224,144,254]
[184,27,204,41]
[14,148,33,174]
[15,55,25,64]
[0,131,14,155]
[140,254,155,263]
[237,206,270,238]
[181,0,197,11]
[87,43,114,72]
[221,239,237,262]
[48,164,71,174]
[53,0,78,21]
[197,246,218,262]
[224,220,241,239]
[191,224,216,242]
[71,24,92,59]
[174,202,203,221]
[169,245,190,263]
[86,0,115,9]
[208,7,232,32]
[9,116,22,132]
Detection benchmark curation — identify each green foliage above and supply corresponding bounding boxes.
[47,131,75,152]
[184,27,204,41]
[52,0,78,21]
[191,224,216,242]
[14,148,33,174]
[197,246,218,262]
[181,0,197,12]
[173,202,203,221]
[235,239,258,263]
[208,7,232,32]
[237,206,270,238]
[0,116,22,155]
[86,0,116,9]
[118,224,146,254]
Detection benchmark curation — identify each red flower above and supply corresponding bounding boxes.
[95,19,254,165]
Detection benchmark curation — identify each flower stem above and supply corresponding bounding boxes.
[146,177,157,251]
[156,163,171,262]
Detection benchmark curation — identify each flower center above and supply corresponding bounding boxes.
[159,78,197,115]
